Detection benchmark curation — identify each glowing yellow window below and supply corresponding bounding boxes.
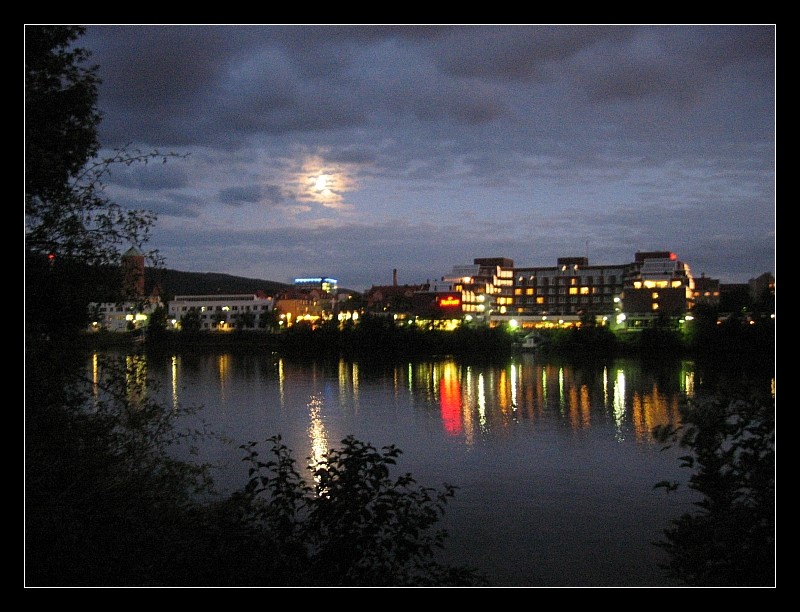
[569,287,578,295]
[652,292,659,299]
[580,287,589,295]
[514,288,523,295]
[536,297,544,304]
[634,281,642,289]
[526,288,534,295]
[652,303,659,311]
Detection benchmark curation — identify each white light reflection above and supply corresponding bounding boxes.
[682,368,695,398]
[510,364,518,411]
[602,366,609,409]
[558,367,565,414]
[477,373,487,431]
[307,393,328,471]
[541,367,548,406]
[463,367,474,446]
[613,369,626,440]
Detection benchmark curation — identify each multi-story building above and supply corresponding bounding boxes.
[442,257,514,323]
[168,293,274,331]
[620,251,694,328]
[273,287,328,328]
[692,274,721,309]
[491,257,626,328]
[87,246,161,332]
[88,295,162,332]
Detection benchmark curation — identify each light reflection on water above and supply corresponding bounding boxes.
[87,349,772,586]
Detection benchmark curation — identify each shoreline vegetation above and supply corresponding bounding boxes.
[76,317,776,364]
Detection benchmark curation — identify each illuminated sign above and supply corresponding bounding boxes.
[438,295,461,308]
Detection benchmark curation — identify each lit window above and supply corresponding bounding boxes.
[634,281,642,289]
[569,287,578,295]
[652,303,659,310]
[652,292,659,299]
[536,297,544,304]
[672,280,682,288]
[514,288,522,295]
[580,287,589,295]
[571,278,577,286]
[526,288,534,295]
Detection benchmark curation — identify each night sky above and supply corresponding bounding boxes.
[79,25,775,291]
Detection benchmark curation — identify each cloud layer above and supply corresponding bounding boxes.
[77,25,775,290]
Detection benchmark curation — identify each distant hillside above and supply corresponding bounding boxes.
[145,268,291,299]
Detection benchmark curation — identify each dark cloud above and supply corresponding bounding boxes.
[120,197,200,219]
[432,25,630,81]
[107,161,189,190]
[217,184,286,206]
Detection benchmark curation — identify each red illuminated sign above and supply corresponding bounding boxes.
[438,295,461,308]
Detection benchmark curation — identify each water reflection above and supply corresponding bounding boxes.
[88,350,773,452]
[307,393,328,469]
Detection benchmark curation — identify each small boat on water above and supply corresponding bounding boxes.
[518,331,547,351]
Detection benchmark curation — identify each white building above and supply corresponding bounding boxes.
[88,297,162,332]
[168,294,274,331]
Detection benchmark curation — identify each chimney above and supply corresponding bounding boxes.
[393,268,398,286]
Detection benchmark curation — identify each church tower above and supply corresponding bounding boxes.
[121,246,145,299]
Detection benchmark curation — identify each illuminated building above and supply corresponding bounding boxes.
[273,288,329,327]
[498,257,627,327]
[620,251,694,328]
[168,293,274,331]
[88,295,162,332]
[692,274,721,308]
[87,246,161,332]
[442,257,514,323]
[294,276,338,294]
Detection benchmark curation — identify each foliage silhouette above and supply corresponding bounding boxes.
[25,346,486,585]
[653,392,775,586]
[222,435,488,586]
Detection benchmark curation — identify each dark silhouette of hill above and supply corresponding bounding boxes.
[145,268,291,299]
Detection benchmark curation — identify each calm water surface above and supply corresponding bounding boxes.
[90,349,769,587]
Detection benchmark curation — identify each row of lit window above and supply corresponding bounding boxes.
[515,276,619,287]
[171,304,271,312]
[632,280,684,289]
[513,286,616,296]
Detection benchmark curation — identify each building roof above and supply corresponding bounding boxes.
[123,246,144,258]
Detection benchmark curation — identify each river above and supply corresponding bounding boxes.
[88,348,773,587]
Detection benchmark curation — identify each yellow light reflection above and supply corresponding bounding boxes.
[217,354,230,403]
[278,358,286,409]
[125,354,148,405]
[92,352,100,404]
[171,355,179,411]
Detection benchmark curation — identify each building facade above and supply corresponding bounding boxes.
[168,294,274,331]
[620,251,695,328]
[442,257,514,323]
